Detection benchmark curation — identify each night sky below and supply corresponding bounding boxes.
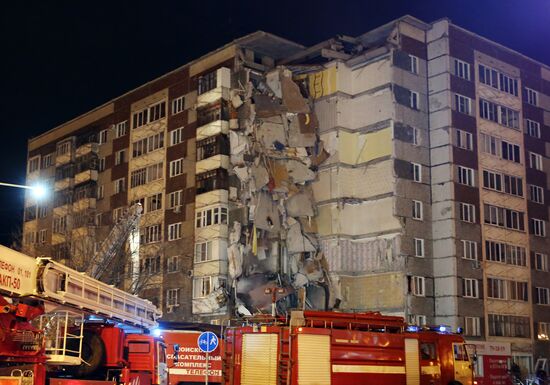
[1,0,549,246]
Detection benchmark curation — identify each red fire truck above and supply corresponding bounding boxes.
[223,310,475,385]
[0,245,167,385]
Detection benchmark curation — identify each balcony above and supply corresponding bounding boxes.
[75,170,98,185]
[196,134,230,173]
[196,189,228,209]
[196,67,231,108]
[196,168,228,195]
[76,142,99,157]
[197,120,230,141]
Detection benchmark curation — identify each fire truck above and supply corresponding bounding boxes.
[222,310,475,385]
[0,244,167,385]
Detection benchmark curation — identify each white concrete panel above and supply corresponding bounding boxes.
[431,182,453,204]
[433,257,457,279]
[429,90,451,112]
[338,89,394,129]
[431,145,452,166]
[428,55,449,77]
[429,109,452,130]
[349,58,393,95]
[431,163,452,184]
[427,37,449,60]
[314,98,338,132]
[432,201,454,221]
[427,20,449,43]
[432,219,454,240]
[433,238,456,258]
[430,127,452,148]
[428,73,450,95]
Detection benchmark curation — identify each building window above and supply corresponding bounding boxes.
[115,149,126,165]
[195,241,212,263]
[459,203,476,223]
[132,132,164,158]
[463,278,479,298]
[172,96,185,115]
[133,108,148,129]
[149,101,166,122]
[170,127,184,146]
[462,240,478,260]
[38,229,47,244]
[503,174,523,197]
[411,163,421,182]
[484,204,524,231]
[411,276,425,296]
[483,170,523,197]
[526,119,541,138]
[195,206,228,228]
[531,218,546,237]
[454,59,470,80]
[168,223,182,241]
[130,162,163,188]
[465,317,481,337]
[57,140,72,156]
[52,215,67,234]
[169,158,184,177]
[539,323,550,341]
[196,134,230,161]
[38,205,48,219]
[408,314,427,326]
[98,129,108,144]
[482,170,502,191]
[499,105,520,129]
[41,153,54,169]
[529,185,544,204]
[480,133,500,156]
[455,129,473,150]
[479,99,519,129]
[479,99,498,122]
[23,231,36,246]
[509,281,528,301]
[28,156,40,173]
[141,224,162,244]
[487,278,506,299]
[412,200,423,220]
[193,276,212,298]
[141,255,161,275]
[196,168,229,194]
[166,288,180,307]
[501,140,521,163]
[536,287,550,305]
[114,178,125,194]
[535,253,549,272]
[112,207,124,223]
[414,238,424,257]
[479,64,518,96]
[485,240,526,266]
[455,94,471,115]
[409,91,419,110]
[167,256,179,273]
[488,314,529,338]
[409,55,419,74]
[98,157,106,172]
[198,71,217,95]
[529,152,543,171]
[525,88,538,106]
[458,166,475,187]
[168,190,183,209]
[412,127,419,146]
[115,121,127,138]
[147,193,162,212]
[97,185,104,200]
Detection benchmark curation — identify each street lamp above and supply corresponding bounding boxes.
[0,182,49,200]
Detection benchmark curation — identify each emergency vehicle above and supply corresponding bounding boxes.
[0,245,166,385]
[222,310,475,385]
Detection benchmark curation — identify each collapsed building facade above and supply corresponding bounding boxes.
[23,16,550,369]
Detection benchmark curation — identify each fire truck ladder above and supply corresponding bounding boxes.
[277,329,291,385]
[90,203,143,284]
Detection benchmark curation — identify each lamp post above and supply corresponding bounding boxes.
[0,182,48,199]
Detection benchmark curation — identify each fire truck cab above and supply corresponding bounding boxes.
[223,310,475,385]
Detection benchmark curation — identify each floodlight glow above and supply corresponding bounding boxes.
[31,184,47,199]
[151,328,162,337]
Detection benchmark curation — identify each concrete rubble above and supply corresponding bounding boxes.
[202,66,342,316]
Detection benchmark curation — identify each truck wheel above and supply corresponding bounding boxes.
[68,331,106,378]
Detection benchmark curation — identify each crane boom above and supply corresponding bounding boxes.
[0,245,160,330]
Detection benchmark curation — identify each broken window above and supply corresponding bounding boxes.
[24,205,37,221]
[54,189,73,207]
[75,153,98,173]
[198,71,217,95]
[73,182,97,201]
[197,101,229,126]
[196,168,228,194]
[196,134,230,161]
[55,163,75,181]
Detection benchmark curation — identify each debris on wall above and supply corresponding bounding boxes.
[215,66,338,316]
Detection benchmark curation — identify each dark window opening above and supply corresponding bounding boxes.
[196,168,228,195]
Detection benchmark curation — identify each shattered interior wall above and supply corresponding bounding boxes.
[194,64,339,316]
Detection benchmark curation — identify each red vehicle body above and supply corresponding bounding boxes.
[160,329,223,385]
[223,311,475,385]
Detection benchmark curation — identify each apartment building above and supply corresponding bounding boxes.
[23,16,548,369]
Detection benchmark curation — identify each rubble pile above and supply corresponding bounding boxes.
[220,67,339,315]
